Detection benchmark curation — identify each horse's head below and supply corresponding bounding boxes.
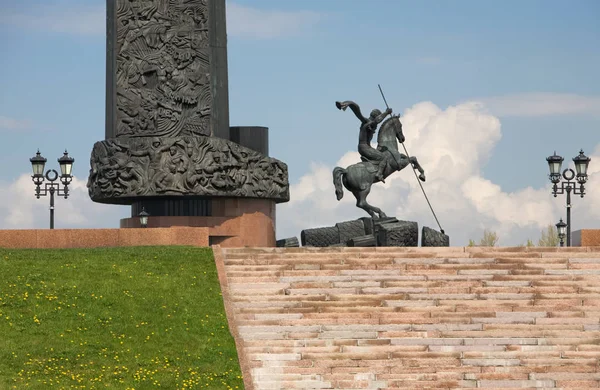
[377,115,405,146]
[387,115,405,141]
[395,116,405,143]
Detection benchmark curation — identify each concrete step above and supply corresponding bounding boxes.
[217,246,600,390]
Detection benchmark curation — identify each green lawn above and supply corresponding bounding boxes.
[0,246,243,389]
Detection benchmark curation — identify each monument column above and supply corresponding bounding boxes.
[88,0,289,246]
[208,0,230,140]
[104,0,230,140]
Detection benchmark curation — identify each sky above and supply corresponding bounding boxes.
[0,0,599,246]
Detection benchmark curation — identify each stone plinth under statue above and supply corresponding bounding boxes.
[88,0,289,246]
[298,218,449,247]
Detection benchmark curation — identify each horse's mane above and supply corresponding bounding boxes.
[380,114,401,131]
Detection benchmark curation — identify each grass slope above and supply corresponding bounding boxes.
[0,246,243,389]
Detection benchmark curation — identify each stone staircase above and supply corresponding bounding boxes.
[214,246,600,390]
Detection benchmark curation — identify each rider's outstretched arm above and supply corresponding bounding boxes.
[374,108,393,123]
[336,100,368,123]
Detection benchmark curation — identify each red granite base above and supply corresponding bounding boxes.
[120,198,276,248]
[0,227,209,249]
[572,229,600,247]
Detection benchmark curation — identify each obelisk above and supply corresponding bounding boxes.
[104,0,230,140]
[87,0,289,245]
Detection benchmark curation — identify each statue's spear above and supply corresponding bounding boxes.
[377,84,445,235]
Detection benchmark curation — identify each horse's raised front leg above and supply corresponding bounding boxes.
[409,156,426,182]
[356,189,387,219]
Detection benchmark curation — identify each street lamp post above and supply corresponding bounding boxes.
[546,150,591,247]
[556,218,567,247]
[139,207,150,228]
[30,150,75,229]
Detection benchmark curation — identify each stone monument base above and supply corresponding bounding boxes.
[299,217,449,247]
[120,198,276,247]
[572,229,600,247]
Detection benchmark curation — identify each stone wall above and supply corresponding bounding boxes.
[0,227,209,249]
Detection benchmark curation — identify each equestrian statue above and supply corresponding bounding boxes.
[333,100,426,219]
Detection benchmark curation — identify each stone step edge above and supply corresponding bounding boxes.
[222,246,600,254]
[212,245,256,390]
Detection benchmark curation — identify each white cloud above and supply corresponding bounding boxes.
[479,93,600,117]
[0,174,128,229]
[0,116,32,131]
[0,4,104,36]
[276,100,600,246]
[226,3,322,39]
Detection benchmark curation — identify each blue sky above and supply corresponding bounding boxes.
[0,0,599,245]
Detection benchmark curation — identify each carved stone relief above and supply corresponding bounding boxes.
[115,0,212,138]
[87,136,290,202]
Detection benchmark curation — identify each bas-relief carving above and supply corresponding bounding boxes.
[92,1,290,206]
[87,136,290,202]
[115,0,212,138]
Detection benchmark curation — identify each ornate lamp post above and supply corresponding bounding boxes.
[546,150,591,247]
[556,218,567,247]
[30,150,75,229]
[138,207,150,228]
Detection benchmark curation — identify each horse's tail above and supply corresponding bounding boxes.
[333,166,346,201]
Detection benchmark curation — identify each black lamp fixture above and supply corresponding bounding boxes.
[573,149,591,184]
[139,207,150,228]
[556,218,567,247]
[30,150,75,229]
[30,150,47,179]
[546,149,591,247]
[58,150,75,179]
[546,152,564,184]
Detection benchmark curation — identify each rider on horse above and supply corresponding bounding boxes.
[336,100,392,183]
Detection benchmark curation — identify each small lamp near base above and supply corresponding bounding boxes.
[556,218,567,247]
[139,207,150,228]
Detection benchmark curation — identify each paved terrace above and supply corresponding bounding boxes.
[214,246,600,390]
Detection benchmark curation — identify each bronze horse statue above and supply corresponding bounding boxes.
[333,115,426,218]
